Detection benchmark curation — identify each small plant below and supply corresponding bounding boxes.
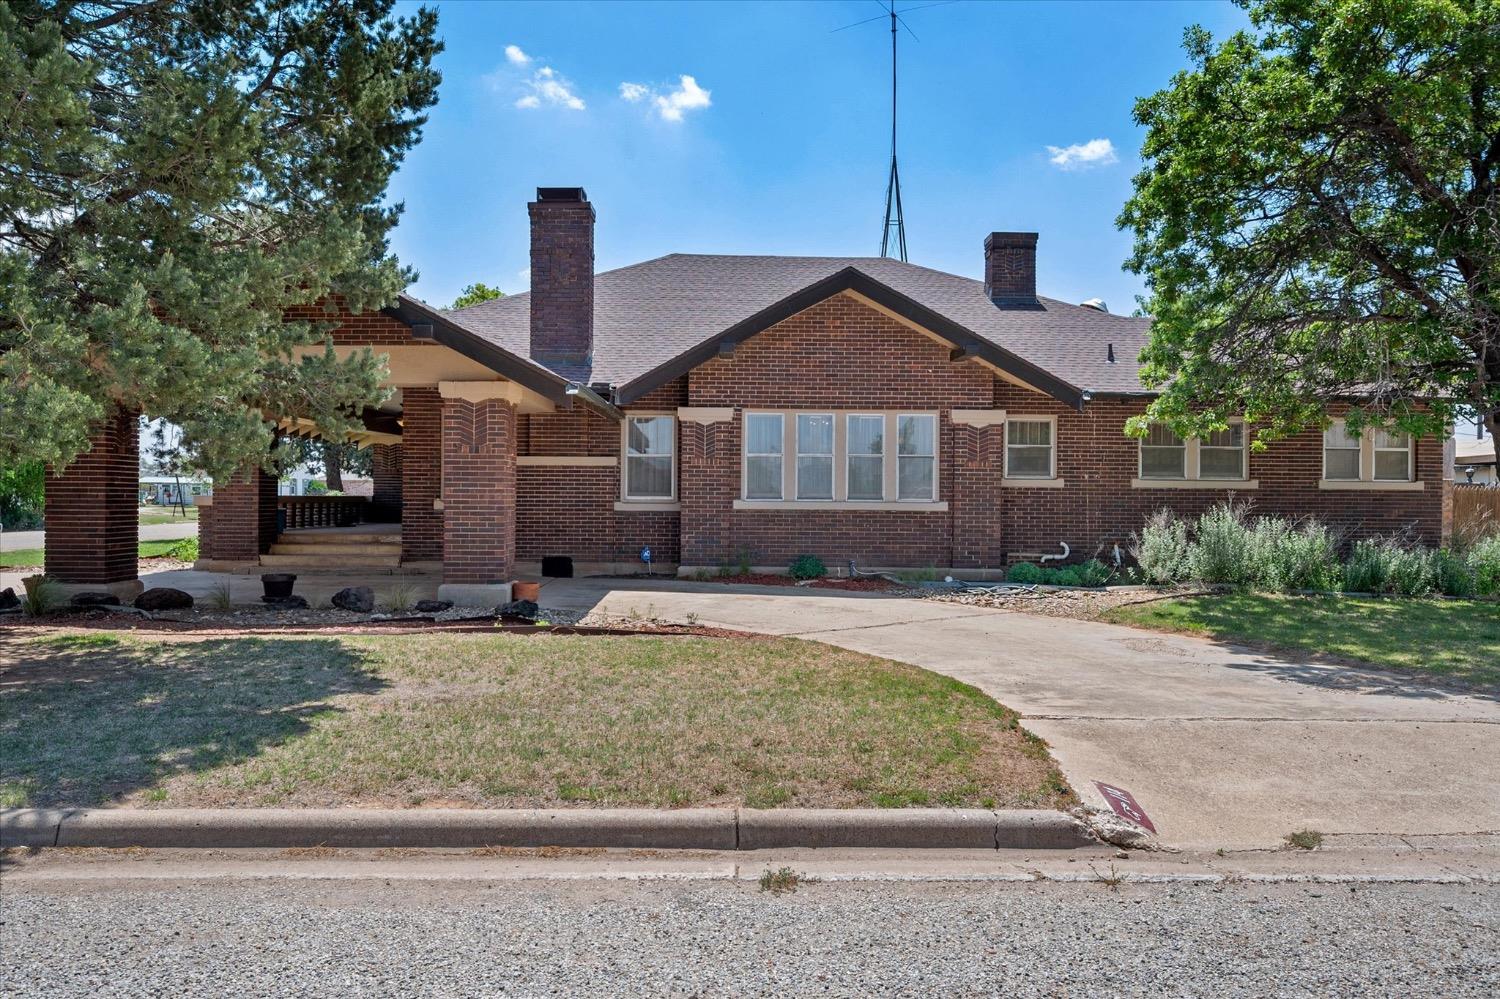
[735,547,753,576]
[684,611,700,627]
[758,866,806,895]
[167,536,199,561]
[1092,861,1125,891]
[385,582,416,613]
[1284,829,1323,851]
[1468,535,1500,596]
[1133,509,1191,584]
[1050,566,1083,587]
[19,576,62,617]
[206,580,234,610]
[1433,547,1476,598]
[1190,501,1255,586]
[1006,562,1043,584]
[1075,559,1113,587]
[788,554,827,580]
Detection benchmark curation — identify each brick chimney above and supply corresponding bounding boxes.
[984,232,1038,307]
[528,187,594,366]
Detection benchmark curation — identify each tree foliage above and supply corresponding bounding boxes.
[0,0,442,478]
[449,282,504,310]
[1120,0,1500,463]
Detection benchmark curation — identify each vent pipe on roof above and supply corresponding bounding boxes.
[529,186,594,367]
[1081,298,1108,312]
[1107,343,1116,364]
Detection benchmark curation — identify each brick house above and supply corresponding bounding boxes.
[46,187,1447,601]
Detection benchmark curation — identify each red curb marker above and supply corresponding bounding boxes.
[1093,781,1156,834]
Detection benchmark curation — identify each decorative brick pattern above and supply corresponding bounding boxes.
[200,465,278,562]
[984,232,1038,304]
[43,405,139,583]
[400,387,443,561]
[441,396,517,583]
[369,443,402,523]
[529,195,595,364]
[950,421,1005,568]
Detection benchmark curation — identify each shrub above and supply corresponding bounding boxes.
[1342,539,1390,593]
[1051,567,1083,587]
[1006,562,1043,584]
[1189,501,1255,586]
[1343,538,1434,596]
[788,554,826,580]
[1133,509,1191,584]
[1433,548,1476,598]
[20,576,62,617]
[1386,545,1436,597]
[167,537,199,561]
[1469,536,1500,597]
[1075,559,1113,587]
[1251,518,1340,592]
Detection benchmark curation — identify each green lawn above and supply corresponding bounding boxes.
[1,540,184,569]
[1104,593,1500,688]
[0,632,1073,811]
[138,507,199,525]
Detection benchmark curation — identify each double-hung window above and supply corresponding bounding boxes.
[1372,429,1412,481]
[897,414,936,500]
[744,413,784,500]
[796,414,835,499]
[1006,419,1055,478]
[846,415,885,501]
[1135,421,1249,484]
[1323,420,1414,484]
[1199,425,1245,479]
[1323,422,1361,481]
[1138,423,1187,479]
[624,416,675,500]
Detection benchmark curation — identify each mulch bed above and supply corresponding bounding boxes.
[612,572,903,592]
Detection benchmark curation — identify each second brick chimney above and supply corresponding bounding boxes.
[984,231,1039,307]
[529,187,594,366]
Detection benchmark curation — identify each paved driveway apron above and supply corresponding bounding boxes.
[542,578,1500,849]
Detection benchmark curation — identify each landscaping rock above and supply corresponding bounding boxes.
[134,587,194,611]
[70,591,121,608]
[414,599,453,613]
[262,595,310,610]
[498,598,540,620]
[330,586,375,613]
[0,587,18,611]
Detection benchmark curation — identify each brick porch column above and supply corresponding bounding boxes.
[43,404,141,597]
[198,465,278,568]
[950,410,1006,570]
[438,390,517,603]
[369,443,403,523]
[676,407,738,569]
[400,387,443,563]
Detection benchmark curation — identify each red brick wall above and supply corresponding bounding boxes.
[200,465,278,562]
[400,387,443,561]
[43,405,139,583]
[369,443,402,523]
[284,298,416,346]
[440,396,517,583]
[528,197,595,364]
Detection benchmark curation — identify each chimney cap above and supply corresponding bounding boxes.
[984,231,1038,248]
[535,186,588,203]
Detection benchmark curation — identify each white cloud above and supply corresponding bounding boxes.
[1046,137,1118,170]
[619,75,712,122]
[515,65,585,111]
[504,44,531,65]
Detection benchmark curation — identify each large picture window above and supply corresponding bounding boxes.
[624,415,674,500]
[744,413,784,500]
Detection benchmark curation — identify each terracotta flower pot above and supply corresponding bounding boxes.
[512,580,540,602]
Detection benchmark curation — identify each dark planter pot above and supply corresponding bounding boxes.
[261,573,297,601]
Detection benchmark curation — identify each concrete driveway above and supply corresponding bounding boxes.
[542,577,1500,850]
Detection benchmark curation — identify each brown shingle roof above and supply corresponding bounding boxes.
[446,254,1155,399]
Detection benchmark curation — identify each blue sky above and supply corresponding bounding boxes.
[389,1,1251,313]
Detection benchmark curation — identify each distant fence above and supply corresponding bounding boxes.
[1453,484,1500,540]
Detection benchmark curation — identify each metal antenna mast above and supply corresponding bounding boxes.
[880,2,906,261]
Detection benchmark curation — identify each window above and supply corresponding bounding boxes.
[1005,419,1054,478]
[1139,423,1186,479]
[624,416,674,499]
[1199,424,1246,479]
[796,414,834,499]
[1323,422,1361,481]
[744,413,784,500]
[898,414,936,500]
[1372,429,1412,481]
[846,414,884,501]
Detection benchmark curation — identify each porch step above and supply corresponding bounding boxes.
[258,554,402,570]
[268,542,404,557]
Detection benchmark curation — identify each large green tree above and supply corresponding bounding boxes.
[0,0,441,478]
[1120,0,1500,464]
[448,281,504,310]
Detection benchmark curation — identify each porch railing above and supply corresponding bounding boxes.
[278,495,369,530]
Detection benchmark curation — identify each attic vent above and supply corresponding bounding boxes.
[1081,298,1109,313]
[410,322,435,340]
[1107,343,1116,364]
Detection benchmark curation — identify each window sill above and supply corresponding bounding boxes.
[1317,479,1424,492]
[731,499,948,512]
[614,501,681,512]
[1130,478,1258,490]
[1003,477,1066,489]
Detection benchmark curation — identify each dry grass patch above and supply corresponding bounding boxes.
[0,632,1071,811]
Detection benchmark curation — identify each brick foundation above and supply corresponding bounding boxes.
[43,405,139,584]
[441,396,517,583]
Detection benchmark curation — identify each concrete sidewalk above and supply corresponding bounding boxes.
[539,577,1500,851]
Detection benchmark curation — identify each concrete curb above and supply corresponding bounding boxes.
[2,808,1094,851]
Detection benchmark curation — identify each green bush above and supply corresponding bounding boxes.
[1469,536,1500,597]
[1250,518,1340,592]
[788,554,826,580]
[1342,539,1390,593]
[1006,562,1043,584]
[167,537,199,561]
[1133,509,1191,584]
[1342,538,1435,596]
[1051,567,1083,586]
[1075,559,1113,587]
[1386,545,1436,597]
[1189,501,1255,586]
[1433,548,1476,598]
